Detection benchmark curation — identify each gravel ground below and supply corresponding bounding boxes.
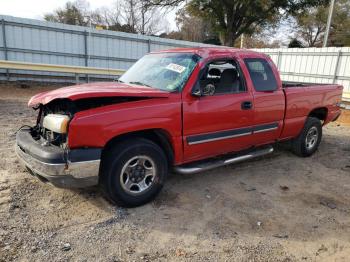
[0,83,350,261]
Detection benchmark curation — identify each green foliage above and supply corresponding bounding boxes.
[288,38,304,48]
[294,0,350,46]
[203,38,222,45]
[159,8,221,44]
[175,8,220,44]
[44,1,88,26]
[331,0,350,46]
[150,0,328,46]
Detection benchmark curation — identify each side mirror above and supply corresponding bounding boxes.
[192,88,201,97]
[191,82,202,97]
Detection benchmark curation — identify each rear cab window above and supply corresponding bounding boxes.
[244,58,278,91]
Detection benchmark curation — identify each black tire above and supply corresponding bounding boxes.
[291,117,322,157]
[100,138,168,207]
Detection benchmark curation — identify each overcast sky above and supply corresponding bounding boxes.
[1,0,178,30]
[1,0,116,19]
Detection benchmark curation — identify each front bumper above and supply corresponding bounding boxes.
[15,128,101,188]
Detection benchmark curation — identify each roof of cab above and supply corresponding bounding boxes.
[152,47,264,59]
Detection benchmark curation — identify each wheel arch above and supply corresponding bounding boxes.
[101,129,175,167]
[308,107,328,122]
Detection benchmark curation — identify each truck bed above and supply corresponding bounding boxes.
[282,81,330,88]
[280,81,343,140]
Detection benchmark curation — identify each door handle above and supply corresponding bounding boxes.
[241,101,252,110]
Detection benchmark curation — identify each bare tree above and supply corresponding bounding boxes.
[120,0,138,33]
[90,6,122,29]
[44,0,167,35]
[138,0,159,34]
[120,0,164,35]
[294,6,327,47]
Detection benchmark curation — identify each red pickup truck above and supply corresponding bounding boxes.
[16,47,343,207]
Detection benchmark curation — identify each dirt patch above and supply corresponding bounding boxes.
[0,81,66,101]
[337,109,350,126]
[1,84,350,261]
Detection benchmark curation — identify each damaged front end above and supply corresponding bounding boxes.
[16,81,170,188]
[30,100,72,150]
[16,94,162,188]
[33,96,148,147]
[15,98,115,188]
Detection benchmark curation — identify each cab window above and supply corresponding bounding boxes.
[244,58,278,91]
[198,59,246,96]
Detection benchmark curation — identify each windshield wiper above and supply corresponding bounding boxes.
[128,81,152,88]
[115,78,124,83]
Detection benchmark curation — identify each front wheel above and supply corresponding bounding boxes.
[100,138,168,207]
[291,117,322,157]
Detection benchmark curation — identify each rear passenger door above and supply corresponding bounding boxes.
[240,56,285,146]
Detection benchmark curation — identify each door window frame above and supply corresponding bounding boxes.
[192,57,248,96]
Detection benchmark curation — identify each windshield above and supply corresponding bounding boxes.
[119,53,200,92]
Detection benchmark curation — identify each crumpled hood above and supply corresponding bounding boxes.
[28,82,170,107]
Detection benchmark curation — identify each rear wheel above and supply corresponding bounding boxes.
[291,117,322,157]
[100,138,168,207]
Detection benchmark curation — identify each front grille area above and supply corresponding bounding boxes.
[34,99,74,147]
[41,128,67,146]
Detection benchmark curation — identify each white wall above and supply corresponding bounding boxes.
[252,47,350,101]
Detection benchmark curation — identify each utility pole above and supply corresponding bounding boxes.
[323,0,336,47]
[240,34,244,48]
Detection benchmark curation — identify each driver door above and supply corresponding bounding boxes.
[182,57,254,162]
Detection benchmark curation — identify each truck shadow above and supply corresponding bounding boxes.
[68,143,350,243]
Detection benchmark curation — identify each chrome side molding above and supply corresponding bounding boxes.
[174,146,274,175]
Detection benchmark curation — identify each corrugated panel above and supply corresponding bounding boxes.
[252,47,350,98]
[0,15,213,82]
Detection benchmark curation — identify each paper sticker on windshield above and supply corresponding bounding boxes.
[166,63,186,73]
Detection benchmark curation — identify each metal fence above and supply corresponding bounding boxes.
[253,47,350,101]
[0,15,211,82]
[1,15,349,101]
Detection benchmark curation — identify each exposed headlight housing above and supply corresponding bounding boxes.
[43,114,70,134]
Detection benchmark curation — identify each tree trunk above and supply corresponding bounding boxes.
[222,18,239,46]
[222,30,235,46]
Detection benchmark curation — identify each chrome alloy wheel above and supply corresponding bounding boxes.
[305,126,318,150]
[120,155,156,195]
